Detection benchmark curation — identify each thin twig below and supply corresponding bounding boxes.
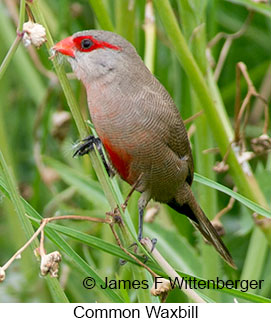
[208,11,254,81]
[39,227,46,256]
[214,186,237,221]
[221,140,233,165]
[109,223,157,278]
[184,110,204,125]
[2,215,111,271]
[4,0,57,81]
[214,37,232,81]
[2,220,46,271]
[234,62,269,143]
[250,64,271,126]
[203,147,220,154]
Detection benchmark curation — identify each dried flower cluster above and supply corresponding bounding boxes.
[40,251,62,277]
[251,135,271,154]
[22,21,46,48]
[151,278,172,296]
[213,161,229,173]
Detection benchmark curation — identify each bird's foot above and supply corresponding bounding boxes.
[129,237,157,251]
[150,238,157,252]
[119,238,157,266]
[73,135,98,157]
[128,237,157,260]
[73,135,114,177]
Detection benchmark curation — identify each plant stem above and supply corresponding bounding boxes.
[88,0,114,31]
[0,8,46,102]
[153,0,269,215]
[144,0,156,73]
[141,238,206,303]
[115,0,135,44]
[0,36,21,81]
[2,214,111,271]
[178,0,220,300]
[154,0,270,287]
[18,0,26,31]
[0,0,26,80]
[29,0,150,272]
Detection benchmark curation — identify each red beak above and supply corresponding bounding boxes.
[53,36,75,57]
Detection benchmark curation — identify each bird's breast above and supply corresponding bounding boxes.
[100,136,133,183]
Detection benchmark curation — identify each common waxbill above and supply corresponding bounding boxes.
[53,30,235,268]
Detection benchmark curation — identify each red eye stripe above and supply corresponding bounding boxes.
[73,35,121,52]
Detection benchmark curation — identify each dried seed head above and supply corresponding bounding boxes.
[236,151,254,164]
[0,267,6,282]
[251,134,271,154]
[40,251,62,277]
[23,21,46,48]
[151,278,172,296]
[213,161,229,173]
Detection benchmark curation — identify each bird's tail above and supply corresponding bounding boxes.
[168,183,236,269]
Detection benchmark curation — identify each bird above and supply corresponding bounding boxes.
[52,30,236,268]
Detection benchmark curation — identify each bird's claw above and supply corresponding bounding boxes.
[150,238,157,253]
[129,237,157,255]
[128,241,138,254]
[119,238,157,266]
[73,135,114,177]
[73,135,97,157]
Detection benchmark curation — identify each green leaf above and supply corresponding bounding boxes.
[88,0,114,31]
[0,176,123,303]
[145,223,202,276]
[45,221,271,303]
[194,173,271,219]
[42,224,124,303]
[226,0,271,17]
[0,159,69,303]
[44,156,109,210]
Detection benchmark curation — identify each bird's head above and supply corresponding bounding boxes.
[52,30,138,86]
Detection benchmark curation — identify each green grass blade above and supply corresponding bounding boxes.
[44,157,109,210]
[194,173,271,219]
[42,225,124,303]
[0,176,123,303]
[145,224,202,276]
[88,0,114,31]
[226,0,271,17]
[40,221,271,303]
[0,155,69,303]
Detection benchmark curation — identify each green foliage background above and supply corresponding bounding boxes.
[0,0,270,303]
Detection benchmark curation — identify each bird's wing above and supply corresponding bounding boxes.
[129,73,194,184]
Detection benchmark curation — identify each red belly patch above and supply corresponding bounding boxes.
[102,137,132,182]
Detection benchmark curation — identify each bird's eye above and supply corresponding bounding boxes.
[81,39,93,50]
